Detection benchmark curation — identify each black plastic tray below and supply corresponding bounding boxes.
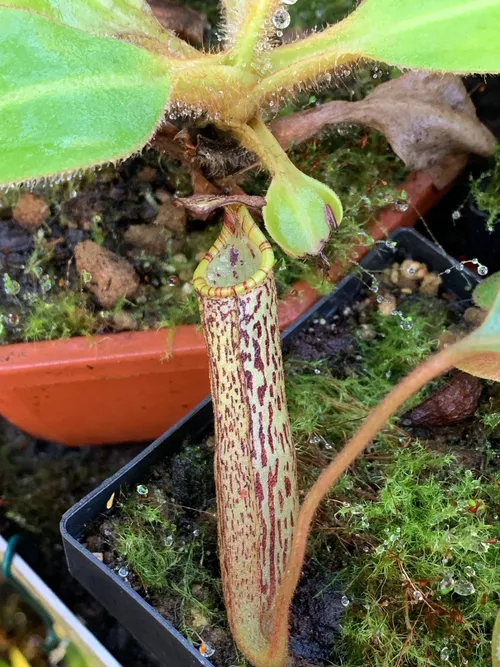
[61,229,479,667]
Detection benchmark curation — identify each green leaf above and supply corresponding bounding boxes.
[267,0,500,85]
[455,280,500,381]
[338,0,500,73]
[1,0,166,38]
[0,7,171,186]
[473,272,500,311]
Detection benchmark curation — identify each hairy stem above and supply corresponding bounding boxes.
[194,206,297,667]
[267,342,465,649]
[253,52,357,103]
[232,117,294,176]
[227,0,282,69]
[169,60,258,122]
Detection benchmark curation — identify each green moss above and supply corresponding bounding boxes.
[284,297,500,667]
[286,297,450,450]
[22,293,99,341]
[332,446,500,667]
[471,146,500,231]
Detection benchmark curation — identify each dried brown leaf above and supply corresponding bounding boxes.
[271,73,496,187]
[176,194,266,219]
[400,371,482,428]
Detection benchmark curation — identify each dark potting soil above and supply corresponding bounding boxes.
[82,257,497,667]
[0,149,224,345]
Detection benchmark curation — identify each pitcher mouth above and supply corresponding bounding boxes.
[193,205,275,298]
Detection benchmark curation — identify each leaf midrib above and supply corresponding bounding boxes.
[0,72,169,110]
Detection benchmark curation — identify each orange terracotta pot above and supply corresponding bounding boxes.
[0,171,444,446]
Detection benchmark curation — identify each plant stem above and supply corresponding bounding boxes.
[232,117,294,176]
[266,342,464,654]
[227,0,281,69]
[253,52,356,104]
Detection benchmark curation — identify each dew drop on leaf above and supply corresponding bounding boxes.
[341,595,350,607]
[440,646,450,661]
[439,574,454,594]
[272,8,291,29]
[453,580,475,596]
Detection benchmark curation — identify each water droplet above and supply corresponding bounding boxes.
[452,210,461,220]
[369,281,379,293]
[444,269,451,275]
[283,0,297,4]
[385,240,397,250]
[81,270,92,285]
[407,267,416,275]
[309,435,321,445]
[136,484,148,496]
[464,566,475,577]
[439,574,454,594]
[456,263,464,272]
[343,502,350,508]
[40,275,52,293]
[440,646,450,661]
[118,567,129,578]
[3,274,21,296]
[400,318,413,331]
[276,29,283,37]
[199,641,215,658]
[314,368,321,375]
[472,258,479,265]
[192,529,200,537]
[168,275,179,286]
[363,545,370,553]
[395,199,409,212]
[272,8,291,29]
[478,265,488,276]
[385,370,392,378]
[7,313,19,326]
[324,442,333,450]
[461,658,469,665]
[413,590,423,601]
[453,580,475,596]
[376,295,384,303]
[164,535,174,547]
[341,595,350,607]
[344,478,353,490]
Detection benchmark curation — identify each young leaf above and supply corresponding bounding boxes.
[473,272,500,311]
[0,8,171,186]
[455,282,500,381]
[338,0,500,73]
[264,0,500,97]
